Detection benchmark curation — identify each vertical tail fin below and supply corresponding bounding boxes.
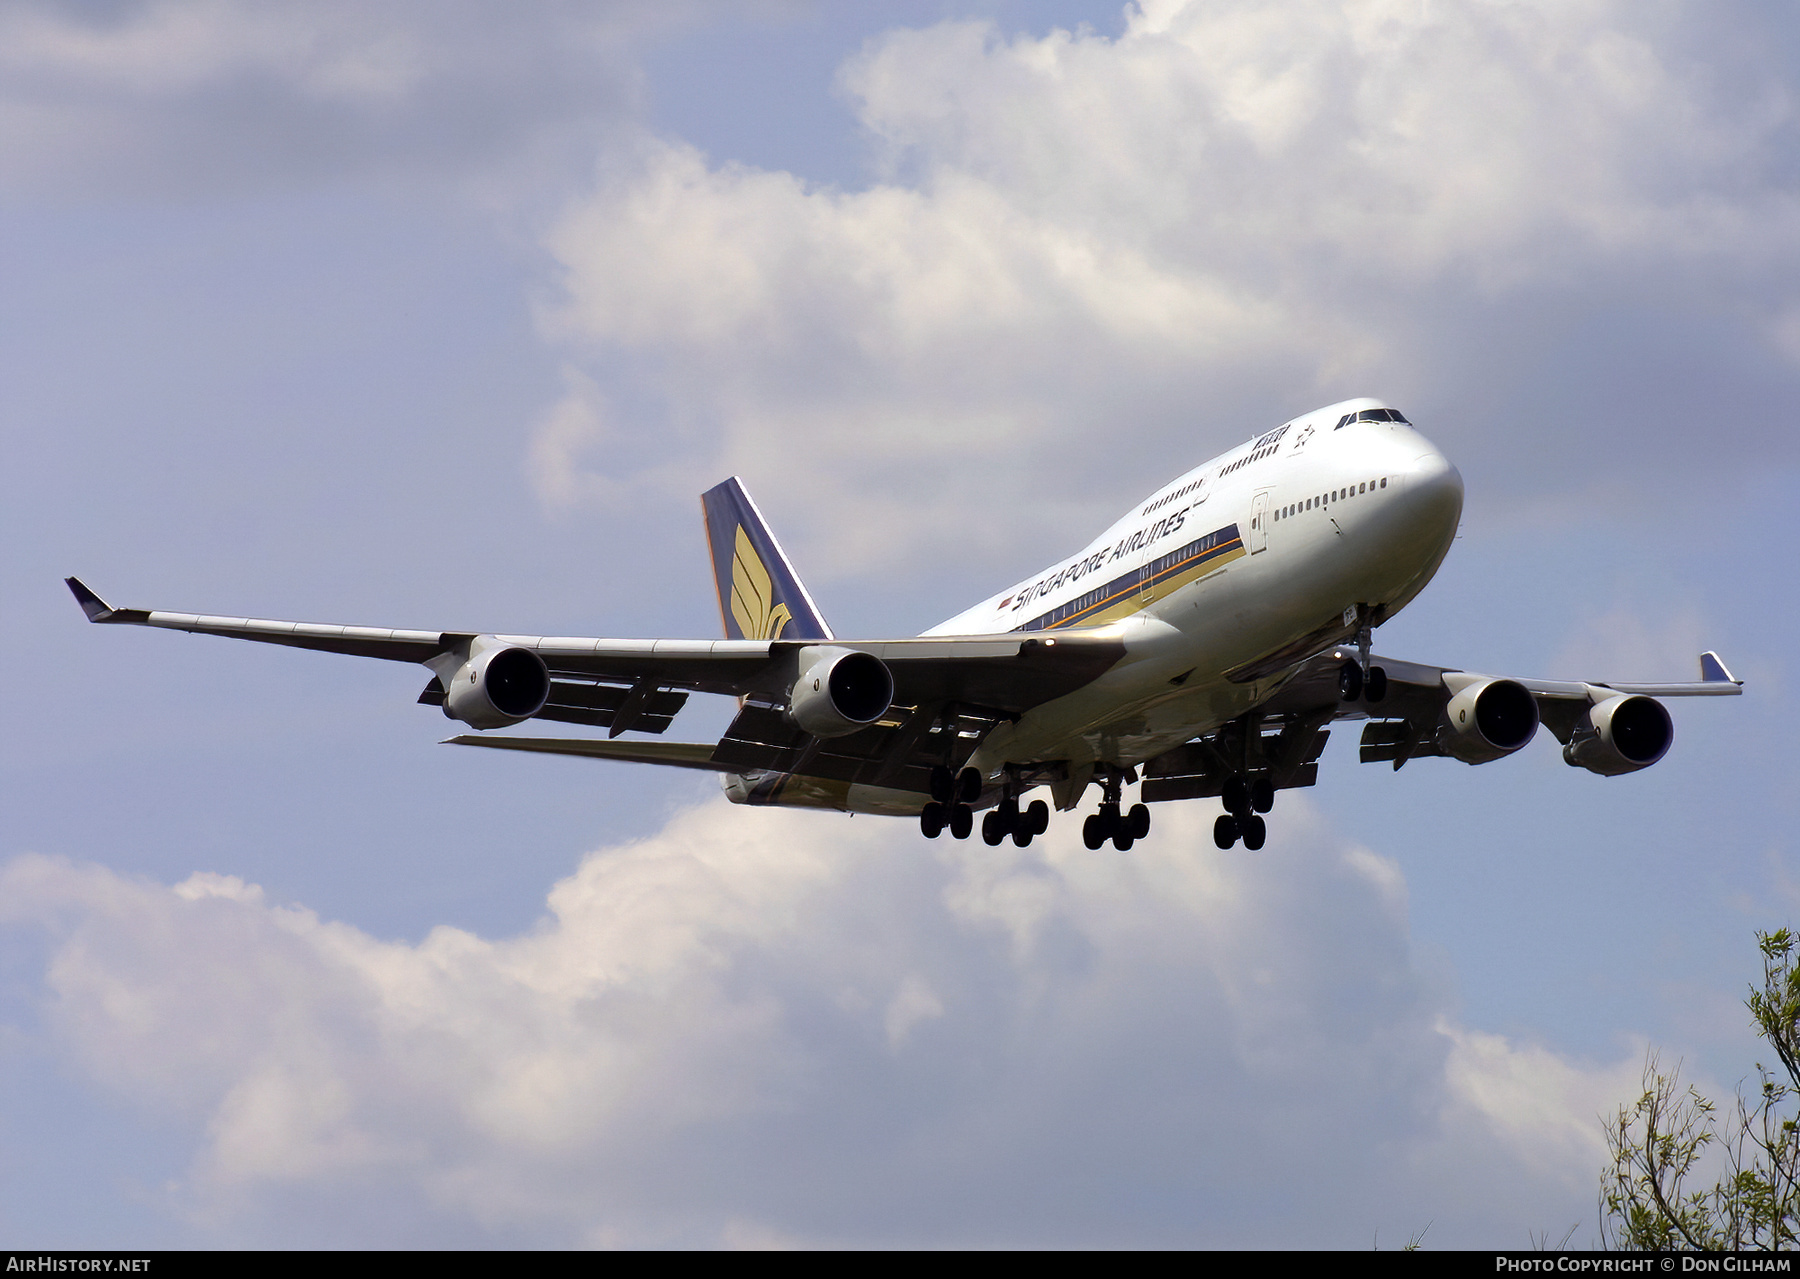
[700,478,833,641]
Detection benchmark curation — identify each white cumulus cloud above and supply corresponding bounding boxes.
[534,0,1800,582]
[2,797,1647,1246]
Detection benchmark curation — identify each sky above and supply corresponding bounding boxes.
[2,0,1798,1249]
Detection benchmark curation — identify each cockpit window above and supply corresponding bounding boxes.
[1336,407,1411,428]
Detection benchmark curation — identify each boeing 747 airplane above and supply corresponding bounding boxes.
[66,398,1740,851]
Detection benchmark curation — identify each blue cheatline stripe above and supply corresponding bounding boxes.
[1012,524,1243,632]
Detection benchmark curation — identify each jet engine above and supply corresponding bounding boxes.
[1439,677,1539,764]
[788,645,893,738]
[1563,694,1673,776]
[442,643,551,730]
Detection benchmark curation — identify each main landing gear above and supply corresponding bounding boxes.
[920,765,982,840]
[982,796,1050,847]
[1339,605,1387,705]
[918,764,1155,852]
[1213,772,1273,850]
[920,766,1053,845]
[1082,769,1151,851]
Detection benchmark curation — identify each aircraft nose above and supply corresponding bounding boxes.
[1402,446,1464,527]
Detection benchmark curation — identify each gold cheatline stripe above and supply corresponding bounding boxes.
[1042,536,1244,631]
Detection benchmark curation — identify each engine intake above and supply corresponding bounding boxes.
[1440,678,1539,764]
[1564,694,1672,776]
[443,644,550,730]
[788,646,894,738]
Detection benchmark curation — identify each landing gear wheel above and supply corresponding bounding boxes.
[1112,829,1135,851]
[949,805,973,840]
[981,810,1007,846]
[1026,800,1050,835]
[956,768,983,804]
[1012,826,1034,848]
[1214,815,1239,849]
[929,766,954,805]
[1365,665,1388,704]
[1127,803,1150,839]
[1250,777,1274,814]
[1241,813,1267,850]
[1083,814,1106,850]
[1338,660,1364,702]
[1222,776,1250,817]
[920,803,946,839]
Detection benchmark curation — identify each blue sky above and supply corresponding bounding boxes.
[3,0,1797,1247]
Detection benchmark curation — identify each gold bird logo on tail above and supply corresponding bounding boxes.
[730,524,793,640]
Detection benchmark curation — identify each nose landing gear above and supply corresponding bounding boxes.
[1339,605,1387,705]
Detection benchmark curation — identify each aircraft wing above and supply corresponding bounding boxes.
[65,577,1125,739]
[1143,644,1741,800]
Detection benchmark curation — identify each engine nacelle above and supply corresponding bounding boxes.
[1439,677,1539,764]
[787,645,893,738]
[1564,694,1673,776]
[443,643,550,730]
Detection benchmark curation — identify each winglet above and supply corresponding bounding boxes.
[65,578,149,625]
[1700,651,1739,684]
[66,577,116,621]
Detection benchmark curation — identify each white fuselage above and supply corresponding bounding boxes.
[796,398,1465,815]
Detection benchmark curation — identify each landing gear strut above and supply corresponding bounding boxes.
[1340,605,1387,705]
[1082,769,1150,851]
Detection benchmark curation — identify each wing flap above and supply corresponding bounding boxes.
[538,633,1124,711]
[1142,717,1331,801]
[708,698,998,794]
[442,736,726,770]
[419,677,690,734]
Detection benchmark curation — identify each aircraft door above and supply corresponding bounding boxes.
[1249,492,1270,553]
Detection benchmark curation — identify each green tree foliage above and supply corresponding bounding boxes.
[1601,929,1800,1250]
